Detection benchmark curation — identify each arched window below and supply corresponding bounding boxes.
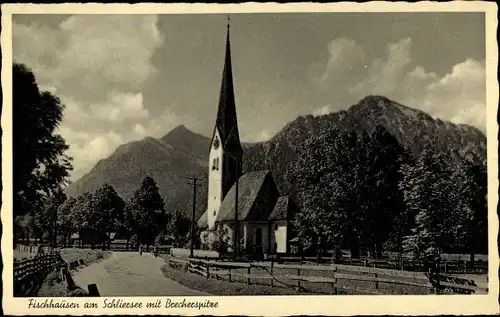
[212,157,219,171]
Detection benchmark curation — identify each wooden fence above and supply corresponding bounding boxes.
[68,243,171,254]
[264,255,488,275]
[14,251,63,297]
[176,258,488,295]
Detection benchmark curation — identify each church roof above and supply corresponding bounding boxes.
[213,20,242,153]
[216,170,274,222]
[268,196,290,221]
[197,209,208,228]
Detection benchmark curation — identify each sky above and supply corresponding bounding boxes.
[12,12,486,181]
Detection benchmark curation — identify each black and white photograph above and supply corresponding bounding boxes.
[2,2,499,316]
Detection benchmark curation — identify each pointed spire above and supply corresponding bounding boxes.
[215,15,242,152]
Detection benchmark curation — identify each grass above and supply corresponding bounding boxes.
[36,248,111,297]
[160,257,358,296]
[37,266,89,297]
[60,248,111,265]
[161,255,431,295]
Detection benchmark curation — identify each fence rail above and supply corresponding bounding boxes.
[263,255,488,275]
[14,251,62,296]
[176,257,487,295]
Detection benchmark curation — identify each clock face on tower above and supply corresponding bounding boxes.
[213,136,220,149]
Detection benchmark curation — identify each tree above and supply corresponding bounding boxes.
[43,189,67,247]
[356,126,409,258]
[165,210,191,247]
[57,197,77,247]
[13,63,73,241]
[87,184,125,250]
[289,127,364,257]
[71,192,95,247]
[401,148,460,264]
[126,176,166,250]
[454,159,488,266]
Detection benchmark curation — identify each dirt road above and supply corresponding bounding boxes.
[72,252,209,296]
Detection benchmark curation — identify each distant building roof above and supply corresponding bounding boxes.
[71,233,79,239]
[217,170,279,222]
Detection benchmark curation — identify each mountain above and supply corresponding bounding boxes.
[242,95,486,194]
[67,125,211,220]
[67,95,486,220]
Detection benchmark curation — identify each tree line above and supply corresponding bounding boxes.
[12,62,193,251]
[288,125,487,265]
[18,175,194,251]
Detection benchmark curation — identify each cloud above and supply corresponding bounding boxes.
[13,15,165,180]
[133,123,147,137]
[57,126,125,180]
[310,37,366,85]
[311,37,486,132]
[312,104,332,116]
[90,92,149,124]
[247,129,273,143]
[351,38,412,96]
[424,59,485,129]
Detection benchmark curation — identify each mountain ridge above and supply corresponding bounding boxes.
[67,95,486,220]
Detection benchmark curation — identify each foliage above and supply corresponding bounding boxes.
[165,210,192,247]
[125,176,166,246]
[87,184,126,249]
[13,63,73,222]
[401,148,461,262]
[355,126,409,258]
[290,125,409,258]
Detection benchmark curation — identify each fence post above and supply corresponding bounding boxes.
[436,262,441,294]
[228,267,231,282]
[297,267,301,290]
[333,267,338,295]
[444,260,447,275]
[247,266,251,285]
[88,284,100,296]
[206,261,210,279]
[270,260,274,288]
[374,273,379,290]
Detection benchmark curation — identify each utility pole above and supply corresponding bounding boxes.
[187,176,204,258]
[233,156,240,261]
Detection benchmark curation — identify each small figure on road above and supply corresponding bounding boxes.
[139,244,143,256]
[153,245,159,257]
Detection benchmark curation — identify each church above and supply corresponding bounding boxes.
[197,21,298,257]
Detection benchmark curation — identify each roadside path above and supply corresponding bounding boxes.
[72,252,209,296]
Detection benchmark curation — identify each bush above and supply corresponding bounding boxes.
[45,270,62,287]
[69,287,89,297]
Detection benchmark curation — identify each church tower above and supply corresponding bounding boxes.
[206,18,243,232]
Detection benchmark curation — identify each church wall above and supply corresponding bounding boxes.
[217,222,246,248]
[270,220,288,253]
[207,129,224,231]
[243,222,271,254]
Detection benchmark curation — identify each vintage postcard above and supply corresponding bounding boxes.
[1,2,499,316]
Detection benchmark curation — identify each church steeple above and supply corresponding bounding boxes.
[215,16,242,153]
[205,17,243,233]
